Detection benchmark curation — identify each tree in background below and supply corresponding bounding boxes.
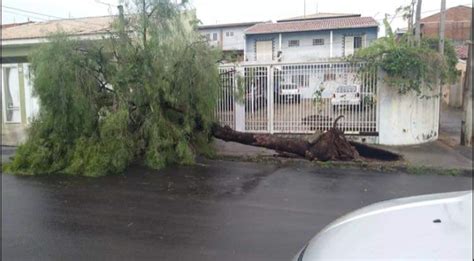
[353,6,458,96]
[5,0,221,176]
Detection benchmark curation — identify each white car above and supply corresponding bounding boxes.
[293,191,473,260]
[331,85,361,108]
[277,83,301,103]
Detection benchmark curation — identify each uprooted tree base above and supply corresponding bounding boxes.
[212,116,401,162]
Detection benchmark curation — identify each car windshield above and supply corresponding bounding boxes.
[336,86,357,93]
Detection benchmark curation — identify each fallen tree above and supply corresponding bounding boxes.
[4,0,222,177]
[213,116,359,161]
[212,116,401,162]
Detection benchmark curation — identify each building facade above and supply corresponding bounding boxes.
[198,22,262,60]
[420,5,472,45]
[244,15,379,63]
[1,16,113,145]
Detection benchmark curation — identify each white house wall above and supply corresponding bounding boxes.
[221,27,246,50]
[378,76,440,145]
[245,27,378,62]
[199,25,249,51]
[199,28,221,48]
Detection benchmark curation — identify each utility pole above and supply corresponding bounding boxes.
[439,0,446,54]
[461,2,473,146]
[415,0,422,45]
[408,0,416,32]
[436,0,446,138]
[118,5,125,33]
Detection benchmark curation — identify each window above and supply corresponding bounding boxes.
[288,40,300,47]
[205,33,211,41]
[313,38,324,46]
[354,36,363,49]
[225,32,234,37]
[2,66,21,123]
[212,33,218,41]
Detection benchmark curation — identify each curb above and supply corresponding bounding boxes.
[211,155,473,177]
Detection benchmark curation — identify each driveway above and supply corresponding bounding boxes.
[440,104,463,146]
[2,159,472,261]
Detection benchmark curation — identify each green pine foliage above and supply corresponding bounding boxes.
[5,0,220,176]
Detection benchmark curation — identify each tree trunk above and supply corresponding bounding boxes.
[212,116,360,161]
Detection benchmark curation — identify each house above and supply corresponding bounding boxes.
[420,5,471,62]
[244,13,379,62]
[420,5,471,47]
[198,21,262,61]
[419,5,472,108]
[1,16,114,145]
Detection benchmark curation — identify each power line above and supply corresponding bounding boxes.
[3,5,64,20]
[2,5,112,28]
[3,9,49,22]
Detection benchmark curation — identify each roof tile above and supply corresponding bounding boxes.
[2,16,114,40]
[245,16,378,35]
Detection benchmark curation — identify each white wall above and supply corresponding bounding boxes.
[199,25,249,51]
[199,28,221,48]
[378,76,440,145]
[221,27,246,50]
[245,27,379,62]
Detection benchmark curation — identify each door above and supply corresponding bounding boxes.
[256,41,273,62]
[345,35,367,56]
[344,36,354,56]
[2,66,22,123]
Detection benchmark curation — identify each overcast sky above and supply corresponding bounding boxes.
[2,0,472,33]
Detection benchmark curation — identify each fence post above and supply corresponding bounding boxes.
[234,65,245,132]
[267,65,274,134]
[376,68,383,143]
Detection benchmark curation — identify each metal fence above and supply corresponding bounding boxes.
[216,61,378,135]
[217,66,236,129]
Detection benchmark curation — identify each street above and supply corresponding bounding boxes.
[2,159,472,261]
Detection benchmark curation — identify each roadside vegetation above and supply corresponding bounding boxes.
[353,10,458,96]
[4,0,221,177]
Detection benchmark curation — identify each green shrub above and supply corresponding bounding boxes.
[353,20,459,95]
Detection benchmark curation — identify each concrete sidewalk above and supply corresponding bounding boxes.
[213,138,472,172]
[375,141,472,171]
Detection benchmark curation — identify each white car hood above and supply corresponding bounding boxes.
[299,191,472,260]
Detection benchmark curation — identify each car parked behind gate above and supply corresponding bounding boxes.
[331,84,361,109]
[275,82,301,103]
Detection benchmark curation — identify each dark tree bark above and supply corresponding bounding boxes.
[212,116,402,162]
[212,116,362,161]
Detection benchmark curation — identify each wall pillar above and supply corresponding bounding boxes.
[234,65,245,132]
[18,64,27,124]
[329,30,333,58]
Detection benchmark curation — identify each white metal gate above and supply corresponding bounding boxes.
[216,61,378,135]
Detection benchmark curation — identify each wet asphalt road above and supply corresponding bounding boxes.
[2,159,472,261]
